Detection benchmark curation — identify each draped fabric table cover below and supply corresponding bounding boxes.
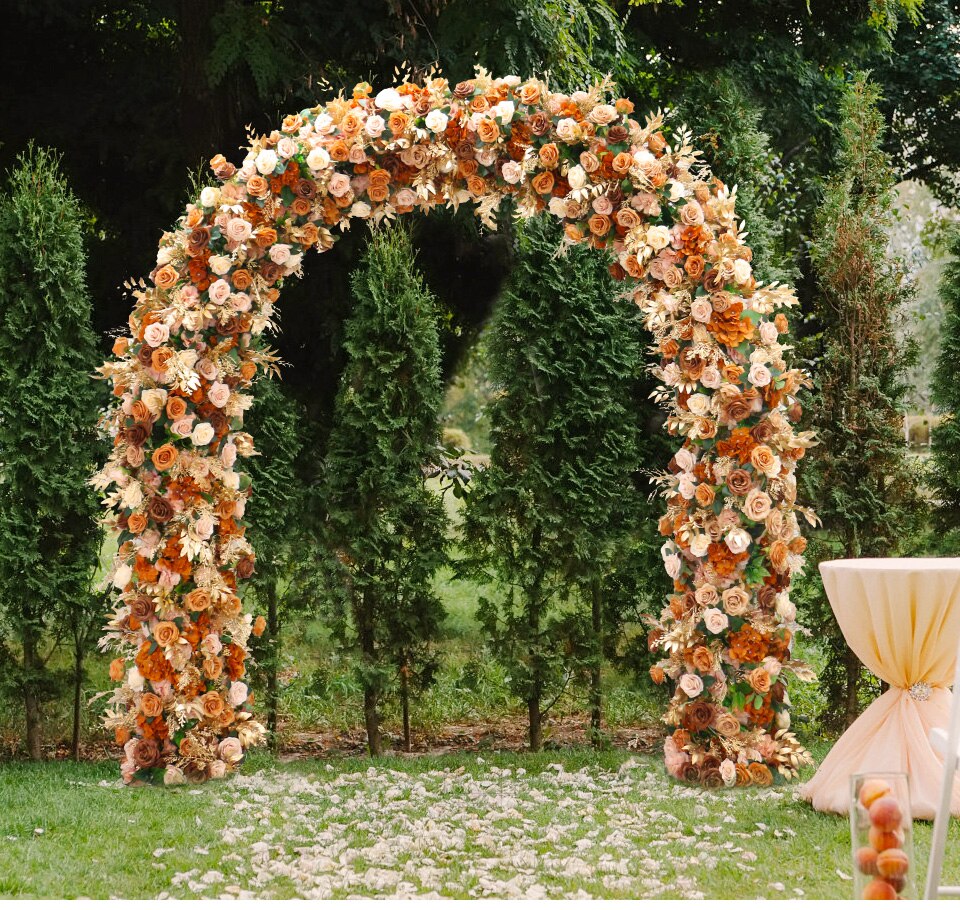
[800,558,960,820]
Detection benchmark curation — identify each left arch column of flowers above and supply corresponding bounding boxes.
[95,71,815,786]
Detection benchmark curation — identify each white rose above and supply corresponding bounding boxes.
[191,422,215,447]
[127,667,145,692]
[501,160,523,184]
[687,393,710,416]
[425,109,448,133]
[277,137,297,159]
[703,608,729,634]
[494,100,515,122]
[141,388,167,417]
[748,363,772,387]
[733,258,752,284]
[668,180,687,202]
[255,149,278,175]
[566,164,587,190]
[306,146,331,172]
[679,674,703,699]
[633,149,655,168]
[208,255,232,276]
[374,88,403,111]
[365,114,386,138]
[350,201,372,219]
[548,197,567,218]
[725,527,752,555]
[647,225,671,251]
[199,186,220,208]
[664,553,682,580]
[689,533,710,558]
[113,561,132,590]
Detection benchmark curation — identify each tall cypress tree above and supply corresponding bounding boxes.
[0,146,103,759]
[804,76,925,729]
[930,226,960,546]
[318,224,447,756]
[461,216,653,750]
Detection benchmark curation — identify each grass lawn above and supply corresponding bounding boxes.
[2,745,958,899]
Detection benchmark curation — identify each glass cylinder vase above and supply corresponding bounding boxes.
[850,772,916,900]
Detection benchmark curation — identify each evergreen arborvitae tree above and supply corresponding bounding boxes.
[245,376,316,747]
[461,216,652,750]
[0,146,103,759]
[318,224,447,756]
[930,225,960,547]
[804,76,925,730]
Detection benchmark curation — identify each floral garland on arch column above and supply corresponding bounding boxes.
[94,69,816,786]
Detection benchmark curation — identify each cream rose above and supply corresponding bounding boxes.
[191,422,215,446]
[199,186,220,208]
[306,146,331,172]
[748,363,772,387]
[374,88,403,111]
[208,255,232,276]
[501,160,523,184]
[759,321,779,345]
[646,225,671,251]
[674,447,696,473]
[733,258,752,284]
[725,527,752,555]
[566,164,587,190]
[743,488,773,522]
[701,365,722,389]
[664,552,682,580]
[255,149,278,175]
[555,118,581,142]
[703,608,729,634]
[588,104,617,125]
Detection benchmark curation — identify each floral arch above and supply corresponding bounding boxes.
[95,71,816,787]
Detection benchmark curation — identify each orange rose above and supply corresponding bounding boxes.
[200,691,225,717]
[153,621,180,648]
[255,227,278,247]
[695,483,715,507]
[769,539,790,574]
[232,269,253,291]
[203,656,223,679]
[612,152,633,174]
[253,615,267,637]
[466,175,487,197]
[538,143,560,169]
[367,183,390,203]
[240,361,258,381]
[691,646,714,674]
[531,171,555,195]
[246,175,270,199]
[109,658,126,682]
[154,264,179,290]
[151,443,178,472]
[750,445,777,474]
[166,396,188,420]
[130,400,151,424]
[517,82,541,105]
[388,111,410,134]
[222,593,243,616]
[127,512,148,535]
[649,665,665,685]
[151,347,174,373]
[140,692,163,717]
[184,588,212,612]
[329,139,350,161]
[476,119,500,143]
[112,336,130,357]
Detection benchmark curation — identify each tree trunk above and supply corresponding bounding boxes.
[71,644,83,761]
[266,582,280,750]
[23,626,42,761]
[528,689,542,752]
[527,527,544,752]
[359,587,381,756]
[400,663,411,753]
[590,577,603,745]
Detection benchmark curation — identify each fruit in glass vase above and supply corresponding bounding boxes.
[876,848,909,879]
[862,880,898,900]
[869,825,904,852]
[869,796,904,832]
[859,779,894,810]
[856,846,879,876]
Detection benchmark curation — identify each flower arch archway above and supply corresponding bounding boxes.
[95,71,815,787]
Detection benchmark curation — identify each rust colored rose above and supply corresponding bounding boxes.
[538,143,560,169]
[531,171,555,195]
[683,700,717,733]
[682,764,701,784]
[691,646,714,674]
[129,594,155,623]
[453,80,475,99]
[476,119,500,143]
[769,539,790,574]
[133,737,161,769]
[756,585,778,612]
[723,395,754,424]
[726,469,753,497]
[236,555,256,579]
[184,589,211,612]
[747,667,771,693]
[748,762,774,786]
[751,422,775,446]
[109,658,125,682]
[148,497,174,523]
[588,213,612,237]
[151,443,178,472]
[466,175,487,197]
[140,692,162,717]
[528,111,551,136]
[694,483,715,508]
[260,261,282,285]
[153,621,180,648]
[127,512,148,536]
[222,594,243,617]
[231,269,253,291]
[154,264,179,290]
[131,400,152,423]
[295,178,317,199]
[125,423,149,447]
[200,691,225,717]
[203,656,224,680]
[253,615,267,637]
[255,227,278,247]
[701,768,724,789]
[607,124,628,144]
[650,665,665,685]
[735,764,752,787]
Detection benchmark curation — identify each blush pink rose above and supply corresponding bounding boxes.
[143,322,170,347]
[328,173,351,198]
[208,279,231,305]
[679,673,704,698]
[225,218,253,243]
[208,381,230,409]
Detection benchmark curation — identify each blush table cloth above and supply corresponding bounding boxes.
[799,558,960,819]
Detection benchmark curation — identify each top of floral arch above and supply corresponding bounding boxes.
[94,68,815,787]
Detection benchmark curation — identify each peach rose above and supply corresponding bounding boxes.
[680,200,705,225]
[252,615,267,637]
[769,540,790,574]
[109,658,125,682]
[218,737,243,763]
[203,656,223,680]
[154,264,179,290]
[722,586,750,615]
[743,488,773,522]
[750,445,778,475]
[208,381,230,409]
[200,691,225,717]
[225,218,252,243]
[143,322,170,347]
[476,118,501,143]
[151,443,178,472]
[747,667,771,694]
[678,673,703,698]
[184,589,211,612]
[538,143,560,169]
[140,692,162,717]
[153,621,180,647]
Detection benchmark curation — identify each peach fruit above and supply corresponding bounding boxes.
[869,826,904,852]
[862,880,898,900]
[859,779,894,810]
[856,846,879,876]
[876,848,909,879]
[869,796,904,832]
